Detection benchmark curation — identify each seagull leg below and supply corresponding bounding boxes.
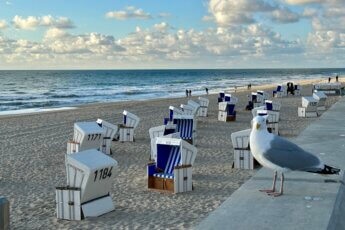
[259,171,277,193]
[268,173,284,197]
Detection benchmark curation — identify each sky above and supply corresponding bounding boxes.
[0,0,344,69]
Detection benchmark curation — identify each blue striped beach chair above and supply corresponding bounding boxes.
[147,137,197,193]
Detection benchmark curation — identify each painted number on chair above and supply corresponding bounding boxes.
[93,167,113,182]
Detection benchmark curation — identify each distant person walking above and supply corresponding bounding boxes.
[185,89,188,97]
[205,87,209,95]
[189,90,192,97]
[328,77,331,83]
[247,84,252,90]
[336,75,339,82]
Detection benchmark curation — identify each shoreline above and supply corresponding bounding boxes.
[0,78,343,229]
[1,76,344,119]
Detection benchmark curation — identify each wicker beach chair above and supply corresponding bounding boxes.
[218,101,236,122]
[313,91,327,111]
[231,129,258,169]
[147,137,197,193]
[96,119,118,155]
[218,91,225,103]
[198,97,209,117]
[264,100,281,112]
[273,84,287,98]
[118,110,140,142]
[298,96,318,117]
[56,149,118,220]
[67,122,104,154]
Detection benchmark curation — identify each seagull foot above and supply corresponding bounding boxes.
[259,189,275,193]
[267,192,283,197]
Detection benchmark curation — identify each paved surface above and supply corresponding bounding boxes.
[197,96,345,230]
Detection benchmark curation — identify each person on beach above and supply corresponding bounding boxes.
[336,75,339,82]
[247,84,252,90]
[328,77,331,83]
[205,88,209,95]
[186,89,188,97]
[189,90,192,97]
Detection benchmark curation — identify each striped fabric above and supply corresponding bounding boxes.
[154,146,181,179]
[174,119,193,139]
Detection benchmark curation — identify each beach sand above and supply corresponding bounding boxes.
[0,80,343,229]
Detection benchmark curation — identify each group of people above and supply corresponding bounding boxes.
[328,75,339,83]
[185,88,209,97]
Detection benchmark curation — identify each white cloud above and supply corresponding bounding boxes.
[285,0,321,4]
[12,15,74,30]
[0,20,7,29]
[271,8,300,23]
[106,6,152,20]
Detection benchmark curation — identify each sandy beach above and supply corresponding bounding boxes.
[0,80,343,229]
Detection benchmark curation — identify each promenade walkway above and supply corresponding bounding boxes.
[198,96,345,230]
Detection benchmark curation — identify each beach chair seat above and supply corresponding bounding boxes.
[67,122,104,154]
[218,92,225,103]
[231,129,258,169]
[198,97,209,117]
[298,96,318,117]
[264,100,281,112]
[118,110,140,142]
[218,102,236,122]
[56,149,118,220]
[147,137,197,193]
[313,91,327,111]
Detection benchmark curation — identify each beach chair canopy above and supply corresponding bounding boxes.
[313,91,327,100]
[219,91,225,98]
[265,100,281,111]
[169,106,184,120]
[66,149,118,203]
[302,96,318,108]
[123,110,140,129]
[172,115,194,140]
[231,129,251,149]
[96,119,118,140]
[198,97,209,107]
[151,137,197,179]
[187,100,201,110]
[180,104,197,116]
[73,122,104,151]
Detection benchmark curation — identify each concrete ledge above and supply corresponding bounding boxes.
[197,97,345,230]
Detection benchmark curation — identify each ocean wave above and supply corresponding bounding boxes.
[50,94,80,99]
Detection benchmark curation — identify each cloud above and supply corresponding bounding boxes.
[0,20,7,29]
[285,0,322,4]
[106,6,152,20]
[271,8,300,23]
[206,0,301,26]
[12,15,74,30]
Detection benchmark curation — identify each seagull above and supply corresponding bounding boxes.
[250,115,340,197]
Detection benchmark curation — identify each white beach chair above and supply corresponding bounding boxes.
[187,100,201,115]
[169,106,197,135]
[313,91,327,111]
[147,137,197,193]
[256,110,280,135]
[218,91,225,103]
[257,90,269,100]
[224,94,239,104]
[231,129,257,169]
[118,110,140,142]
[218,102,236,122]
[198,97,209,117]
[96,119,118,155]
[56,149,118,220]
[264,100,281,112]
[313,82,343,95]
[273,84,287,98]
[67,122,104,154]
[294,84,302,96]
[298,96,318,117]
[251,92,264,108]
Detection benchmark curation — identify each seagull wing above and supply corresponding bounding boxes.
[263,135,322,171]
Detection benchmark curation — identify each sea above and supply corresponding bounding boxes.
[1,68,344,114]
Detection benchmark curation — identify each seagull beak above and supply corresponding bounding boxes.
[256,123,261,130]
